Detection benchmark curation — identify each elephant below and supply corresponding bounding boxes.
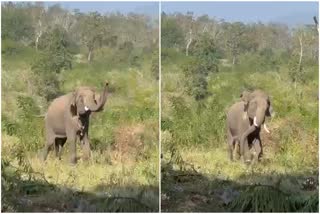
[226,89,272,164]
[42,81,109,164]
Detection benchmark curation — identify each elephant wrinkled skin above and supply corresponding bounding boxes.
[42,81,109,164]
[226,90,273,164]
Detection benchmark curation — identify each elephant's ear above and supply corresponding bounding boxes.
[266,100,273,117]
[240,91,251,112]
[70,91,78,116]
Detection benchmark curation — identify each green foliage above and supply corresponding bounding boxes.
[89,196,156,212]
[163,95,225,147]
[2,39,26,56]
[32,27,72,101]
[222,22,246,64]
[229,185,319,212]
[288,52,305,85]
[298,193,319,212]
[15,96,43,151]
[229,185,293,212]
[116,42,142,67]
[191,32,222,63]
[1,3,34,42]
[161,14,184,49]
[151,49,159,80]
[182,55,218,100]
[2,115,19,136]
[35,27,73,73]
[161,48,185,63]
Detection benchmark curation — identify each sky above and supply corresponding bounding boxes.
[162,2,319,26]
[45,2,159,17]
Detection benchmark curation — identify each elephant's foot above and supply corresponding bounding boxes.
[242,157,251,165]
[245,160,251,165]
[41,152,49,162]
[41,146,50,162]
[82,156,90,161]
[228,153,234,162]
[70,157,77,165]
[40,155,47,162]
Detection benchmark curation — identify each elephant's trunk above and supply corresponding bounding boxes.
[90,81,109,112]
[240,108,266,160]
[240,124,257,158]
[254,108,265,127]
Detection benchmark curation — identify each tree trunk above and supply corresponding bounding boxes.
[35,32,41,51]
[186,38,192,56]
[87,49,92,62]
[35,19,42,51]
[35,36,39,50]
[186,30,192,56]
[232,56,236,65]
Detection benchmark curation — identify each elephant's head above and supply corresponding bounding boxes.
[241,90,272,131]
[70,81,109,116]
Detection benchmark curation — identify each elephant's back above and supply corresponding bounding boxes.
[227,102,245,119]
[47,94,71,115]
[45,94,71,134]
[227,101,249,134]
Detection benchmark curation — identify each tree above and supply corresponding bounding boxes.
[161,14,184,49]
[27,2,46,50]
[32,27,72,100]
[222,22,246,65]
[289,25,318,87]
[77,12,106,62]
[1,2,34,43]
[151,47,159,80]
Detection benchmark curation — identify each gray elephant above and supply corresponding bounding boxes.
[226,90,272,163]
[42,81,109,164]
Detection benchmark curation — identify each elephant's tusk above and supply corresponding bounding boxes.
[263,123,270,134]
[84,106,89,111]
[253,116,258,127]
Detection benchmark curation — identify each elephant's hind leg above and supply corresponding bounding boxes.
[233,140,240,160]
[227,129,234,161]
[55,138,67,160]
[67,133,78,164]
[42,134,55,161]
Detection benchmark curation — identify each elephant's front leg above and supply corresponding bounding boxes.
[227,130,234,161]
[242,138,251,164]
[80,133,91,161]
[252,138,262,165]
[67,132,78,164]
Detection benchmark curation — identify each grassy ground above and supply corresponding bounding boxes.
[2,47,159,212]
[161,147,318,212]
